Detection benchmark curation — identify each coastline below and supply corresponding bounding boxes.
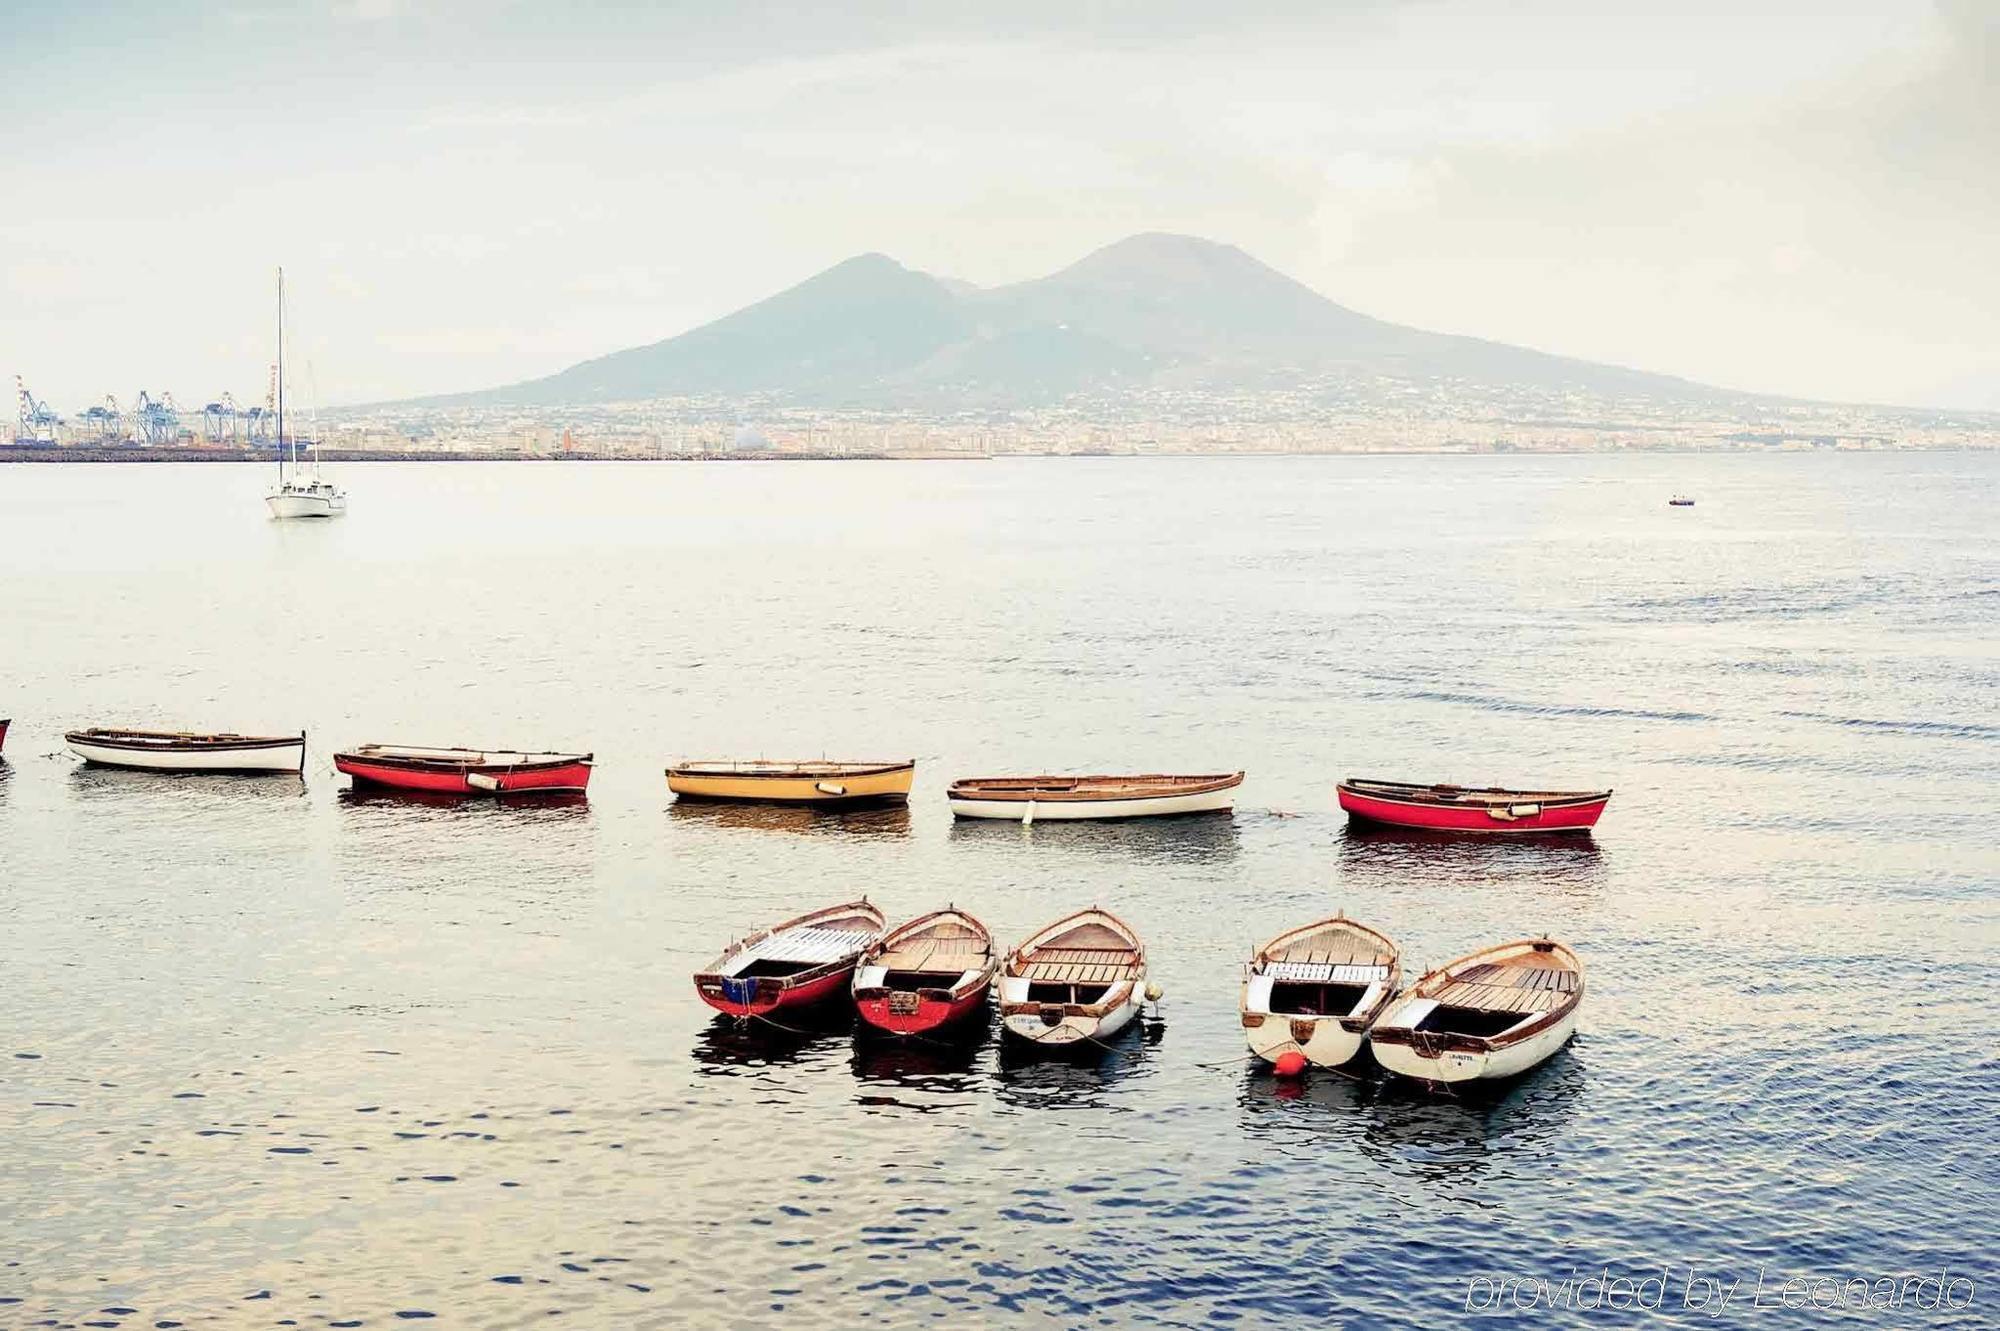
[0,444,1986,463]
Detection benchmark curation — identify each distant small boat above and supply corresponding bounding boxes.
[66,727,305,773]
[1369,938,1584,1084]
[1241,915,1400,1069]
[1668,495,1695,507]
[694,899,887,1018]
[948,772,1243,823]
[852,908,997,1036]
[666,759,914,806]
[335,744,593,795]
[998,908,1148,1048]
[1337,777,1610,834]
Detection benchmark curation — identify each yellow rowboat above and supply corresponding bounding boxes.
[666,759,916,806]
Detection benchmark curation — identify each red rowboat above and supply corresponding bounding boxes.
[1338,777,1610,834]
[0,718,10,754]
[694,899,887,1019]
[334,744,593,795]
[853,908,998,1036]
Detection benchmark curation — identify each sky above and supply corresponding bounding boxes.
[2,0,1994,411]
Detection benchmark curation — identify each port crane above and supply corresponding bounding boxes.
[202,392,241,442]
[80,395,123,441]
[133,390,180,445]
[14,375,61,443]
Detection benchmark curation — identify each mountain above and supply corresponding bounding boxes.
[418,233,1728,410]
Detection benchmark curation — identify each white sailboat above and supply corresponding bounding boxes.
[265,267,346,519]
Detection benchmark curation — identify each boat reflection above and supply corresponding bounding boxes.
[849,1026,990,1109]
[1237,1043,1585,1180]
[948,812,1240,864]
[668,799,911,838]
[66,763,306,801]
[1335,822,1604,894]
[992,1022,1155,1110]
[337,785,590,819]
[691,1009,855,1076]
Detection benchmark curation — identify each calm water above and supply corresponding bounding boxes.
[2,455,1995,1328]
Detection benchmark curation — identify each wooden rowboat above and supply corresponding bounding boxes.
[1337,777,1610,834]
[948,772,1242,823]
[667,760,914,806]
[66,727,306,773]
[335,744,593,795]
[1369,938,1584,1085]
[1241,915,1400,1068]
[694,899,887,1019]
[852,908,997,1036]
[998,908,1148,1049]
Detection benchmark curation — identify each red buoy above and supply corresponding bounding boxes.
[1273,1049,1308,1078]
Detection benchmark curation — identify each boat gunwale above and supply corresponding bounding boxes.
[949,771,1243,802]
[1339,777,1611,808]
[1248,914,1403,1033]
[695,898,889,993]
[855,908,998,1006]
[999,907,1146,1020]
[1371,937,1584,1054]
[66,727,305,752]
[337,745,594,773]
[669,760,915,780]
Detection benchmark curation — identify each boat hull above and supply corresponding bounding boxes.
[855,981,991,1036]
[1243,1011,1368,1068]
[1000,988,1142,1048]
[668,765,913,805]
[68,735,304,773]
[1337,787,1607,834]
[951,787,1235,821]
[266,491,346,519]
[695,962,857,1019]
[335,755,592,794]
[1372,1007,1578,1084]
[0,718,9,754]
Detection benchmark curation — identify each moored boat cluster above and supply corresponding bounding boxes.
[3,721,1605,1087]
[688,895,1584,1084]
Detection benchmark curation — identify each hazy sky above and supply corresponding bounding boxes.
[3,1,1994,410]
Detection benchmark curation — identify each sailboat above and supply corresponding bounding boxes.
[265,267,346,519]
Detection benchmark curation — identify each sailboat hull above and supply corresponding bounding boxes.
[267,490,345,519]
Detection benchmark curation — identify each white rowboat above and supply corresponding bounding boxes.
[66,727,306,773]
[949,772,1242,822]
[1369,938,1584,1085]
[998,908,1149,1048]
[1241,916,1400,1068]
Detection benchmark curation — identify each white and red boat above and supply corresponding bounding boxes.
[67,727,306,773]
[694,900,887,1019]
[1337,777,1610,834]
[852,908,997,1037]
[334,744,593,795]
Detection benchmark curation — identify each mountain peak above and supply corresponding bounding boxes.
[421,233,1723,409]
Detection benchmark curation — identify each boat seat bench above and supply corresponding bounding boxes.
[741,927,877,965]
[1020,961,1135,983]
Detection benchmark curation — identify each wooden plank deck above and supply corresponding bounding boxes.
[747,927,877,964]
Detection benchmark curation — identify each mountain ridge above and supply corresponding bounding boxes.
[406,233,1735,411]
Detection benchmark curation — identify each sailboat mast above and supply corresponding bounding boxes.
[277,267,292,473]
